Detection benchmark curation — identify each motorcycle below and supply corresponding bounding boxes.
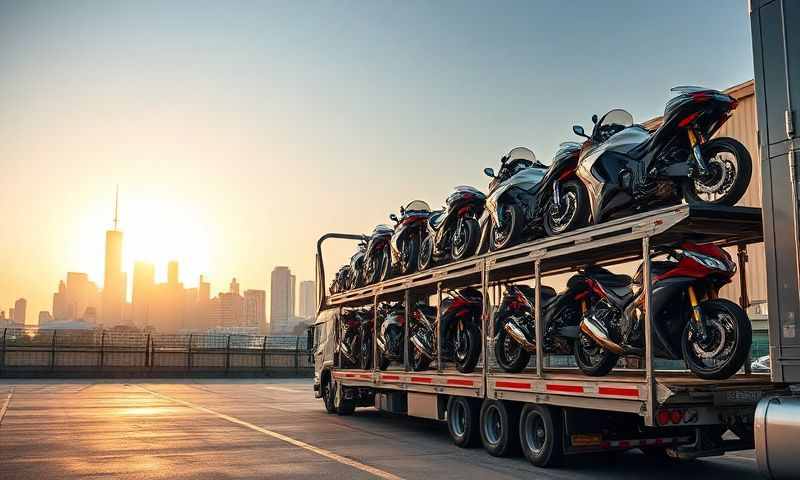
[408,287,484,373]
[337,308,371,367]
[375,302,406,370]
[478,145,589,253]
[362,224,394,285]
[344,237,369,290]
[388,200,432,276]
[571,86,752,224]
[418,186,486,270]
[329,265,351,294]
[493,274,599,373]
[574,241,752,380]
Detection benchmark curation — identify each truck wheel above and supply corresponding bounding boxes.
[322,376,337,414]
[480,400,520,457]
[447,396,480,448]
[519,404,564,467]
[334,383,356,416]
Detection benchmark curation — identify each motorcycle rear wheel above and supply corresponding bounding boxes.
[495,327,531,373]
[681,298,752,380]
[683,137,752,207]
[574,331,618,376]
[455,322,482,373]
[359,330,372,370]
[412,347,432,371]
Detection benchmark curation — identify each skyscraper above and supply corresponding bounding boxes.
[298,280,316,319]
[244,289,266,331]
[102,189,126,325]
[12,298,26,325]
[270,266,295,335]
[53,272,100,321]
[132,261,155,327]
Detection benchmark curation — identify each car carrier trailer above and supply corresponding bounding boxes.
[310,203,798,469]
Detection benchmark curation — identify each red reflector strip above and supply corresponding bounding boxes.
[496,381,531,390]
[546,384,584,393]
[358,374,372,380]
[598,386,639,397]
[381,374,401,381]
[410,376,433,384]
[446,378,474,387]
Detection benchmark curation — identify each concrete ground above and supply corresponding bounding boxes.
[0,379,761,479]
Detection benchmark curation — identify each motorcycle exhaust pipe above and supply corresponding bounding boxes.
[503,320,537,353]
[375,336,387,353]
[578,316,624,355]
[409,334,434,359]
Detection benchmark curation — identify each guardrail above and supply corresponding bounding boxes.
[0,327,312,377]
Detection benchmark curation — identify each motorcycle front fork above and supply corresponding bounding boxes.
[688,128,709,177]
[688,285,717,342]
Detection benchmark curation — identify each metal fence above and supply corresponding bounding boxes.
[0,328,313,377]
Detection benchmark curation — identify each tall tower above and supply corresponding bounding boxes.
[132,261,155,327]
[270,267,295,335]
[102,187,126,325]
[298,280,316,319]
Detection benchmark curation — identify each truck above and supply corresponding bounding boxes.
[309,203,799,473]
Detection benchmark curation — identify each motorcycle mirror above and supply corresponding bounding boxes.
[500,155,508,165]
[591,114,598,124]
[389,213,398,222]
[483,167,495,178]
[573,125,590,139]
[399,206,405,214]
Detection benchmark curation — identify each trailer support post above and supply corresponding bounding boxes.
[436,282,443,373]
[482,259,490,391]
[737,243,753,374]
[404,289,410,372]
[643,235,656,426]
[373,294,378,376]
[534,258,544,377]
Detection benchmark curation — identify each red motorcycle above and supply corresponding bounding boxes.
[575,241,752,379]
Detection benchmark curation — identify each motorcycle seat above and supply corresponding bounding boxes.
[416,304,437,318]
[591,271,632,288]
[429,210,446,230]
[516,284,557,303]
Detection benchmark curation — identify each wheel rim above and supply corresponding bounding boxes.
[401,240,412,271]
[578,331,607,367]
[455,327,469,362]
[419,238,432,269]
[483,405,502,445]
[453,221,469,258]
[547,190,577,234]
[502,335,522,366]
[693,152,737,203]
[688,313,737,370]
[451,402,467,437]
[492,206,514,249]
[523,411,546,455]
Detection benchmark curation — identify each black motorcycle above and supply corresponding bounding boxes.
[493,276,596,373]
[571,86,752,224]
[574,242,752,380]
[388,200,432,276]
[374,302,405,370]
[363,224,394,285]
[338,308,371,367]
[478,145,589,253]
[418,186,486,270]
[409,287,483,373]
[330,265,351,294]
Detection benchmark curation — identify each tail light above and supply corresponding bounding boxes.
[656,408,699,426]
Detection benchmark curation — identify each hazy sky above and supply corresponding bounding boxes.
[0,1,754,322]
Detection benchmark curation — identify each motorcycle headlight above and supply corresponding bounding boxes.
[683,250,731,272]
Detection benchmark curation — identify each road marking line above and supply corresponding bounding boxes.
[137,386,404,480]
[0,389,14,426]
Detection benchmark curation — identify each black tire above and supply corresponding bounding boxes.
[543,179,590,237]
[418,234,434,271]
[412,346,431,371]
[684,137,752,207]
[495,326,531,373]
[574,331,619,377]
[333,383,356,416]
[365,251,382,285]
[454,321,481,374]
[519,404,564,467]
[451,217,480,261]
[378,354,391,371]
[379,245,392,282]
[322,375,337,414]
[399,236,419,275]
[447,396,480,448]
[480,400,520,457]
[490,204,524,251]
[359,329,373,370]
[681,298,752,380]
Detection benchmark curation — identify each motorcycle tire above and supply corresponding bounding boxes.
[456,322,482,374]
[574,331,618,377]
[359,331,372,370]
[681,298,752,380]
[683,137,752,207]
[418,235,434,271]
[378,355,391,371]
[490,204,524,251]
[400,236,419,275]
[451,217,480,261]
[412,347,431,371]
[379,244,392,282]
[495,326,531,373]
[543,179,590,237]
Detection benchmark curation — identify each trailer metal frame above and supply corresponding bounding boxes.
[319,204,779,426]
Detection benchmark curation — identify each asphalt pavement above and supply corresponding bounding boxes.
[0,379,761,479]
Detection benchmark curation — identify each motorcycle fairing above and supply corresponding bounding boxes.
[430,188,486,251]
[486,167,547,226]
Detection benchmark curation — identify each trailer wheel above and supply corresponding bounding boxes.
[480,400,520,457]
[334,383,356,416]
[519,404,564,467]
[322,375,337,414]
[447,396,480,448]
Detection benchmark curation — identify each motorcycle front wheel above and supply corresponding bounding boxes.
[681,298,752,380]
[683,137,752,207]
[573,331,618,376]
[418,235,434,271]
[490,204,524,251]
[412,346,432,371]
[379,245,392,282]
[454,322,481,373]
[400,236,419,275]
[543,180,589,237]
[451,217,480,261]
[495,326,531,373]
[359,330,372,370]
